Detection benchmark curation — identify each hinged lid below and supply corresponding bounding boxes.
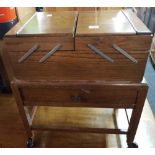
[16,11,78,37]
[76,10,151,36]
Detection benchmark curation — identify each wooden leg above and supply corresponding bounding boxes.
[0,57,11,93]
[112,108,122,148]
[11,82,32,138]
[127,85,148,147]
[0,40,11,93]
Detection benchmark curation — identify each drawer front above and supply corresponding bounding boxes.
[20,84,138,108]
[6,50,148,82]
[5,36,74,52]
[75,35,152,51]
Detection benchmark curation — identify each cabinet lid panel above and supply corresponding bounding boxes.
[76,10,151,36]
[16,11,78,37]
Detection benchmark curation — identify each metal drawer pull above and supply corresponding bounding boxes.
[18,44,39,63]
[88,44,114,63]
[112,44,138,63]
[39,44,62,63]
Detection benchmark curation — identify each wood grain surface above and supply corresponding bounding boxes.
[75,35,152,51]
[0,40,11,91]
[5,37,74,51]
[0,94,27,147]
[76,10,135,36]
[1,10,153,148]
[76,10,151,36]
[18,81,138,108]
[5,48,149,82]
[1,92,155,148]
[17,12,78,37]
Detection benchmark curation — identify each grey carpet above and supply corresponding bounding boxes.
[144,57,155,115]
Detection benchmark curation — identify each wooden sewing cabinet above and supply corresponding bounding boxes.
[2,10,153,147]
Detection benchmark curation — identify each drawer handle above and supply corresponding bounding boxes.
[112,44,138,63]
[72,95,81,102]
[39,44,62,63]
[88,44,114,63]
[18,44,39,63]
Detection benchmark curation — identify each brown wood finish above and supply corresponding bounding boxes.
[33,130,107,148]
[17,12,77,37]
[6,11,77,38]
[11,82,32,138]
[76,11,136,35]
[1,92,155,148]
[0,9,36,91]
[75,35,152,51]
[127,85,148,144]
[0,40,11,91]
[0,93,109,148]
[11,79,149,147]
[5,37,75,51]
[32,107,118,130]
[0,94,27,147]
[2,10,153,147]
[31,126,127,134]
[4,11,152,83]
[1,44,15,82]
[76,10,152,36]
[16,81,138,108]
[6,49,148,82]
[11,80,147,138]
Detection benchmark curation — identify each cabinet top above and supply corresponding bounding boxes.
[76,10,151,36]
[16,11,77,37]
[5,10,151,37]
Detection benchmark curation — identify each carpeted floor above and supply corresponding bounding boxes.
[144,57,155,116]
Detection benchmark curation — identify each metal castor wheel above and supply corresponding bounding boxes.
[27,138,34,148]
[128,142,138,148]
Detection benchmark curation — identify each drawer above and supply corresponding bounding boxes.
[6,50,148,82]
[5,36,74,52]
[19,82,138,108]
[75,35,152,51]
